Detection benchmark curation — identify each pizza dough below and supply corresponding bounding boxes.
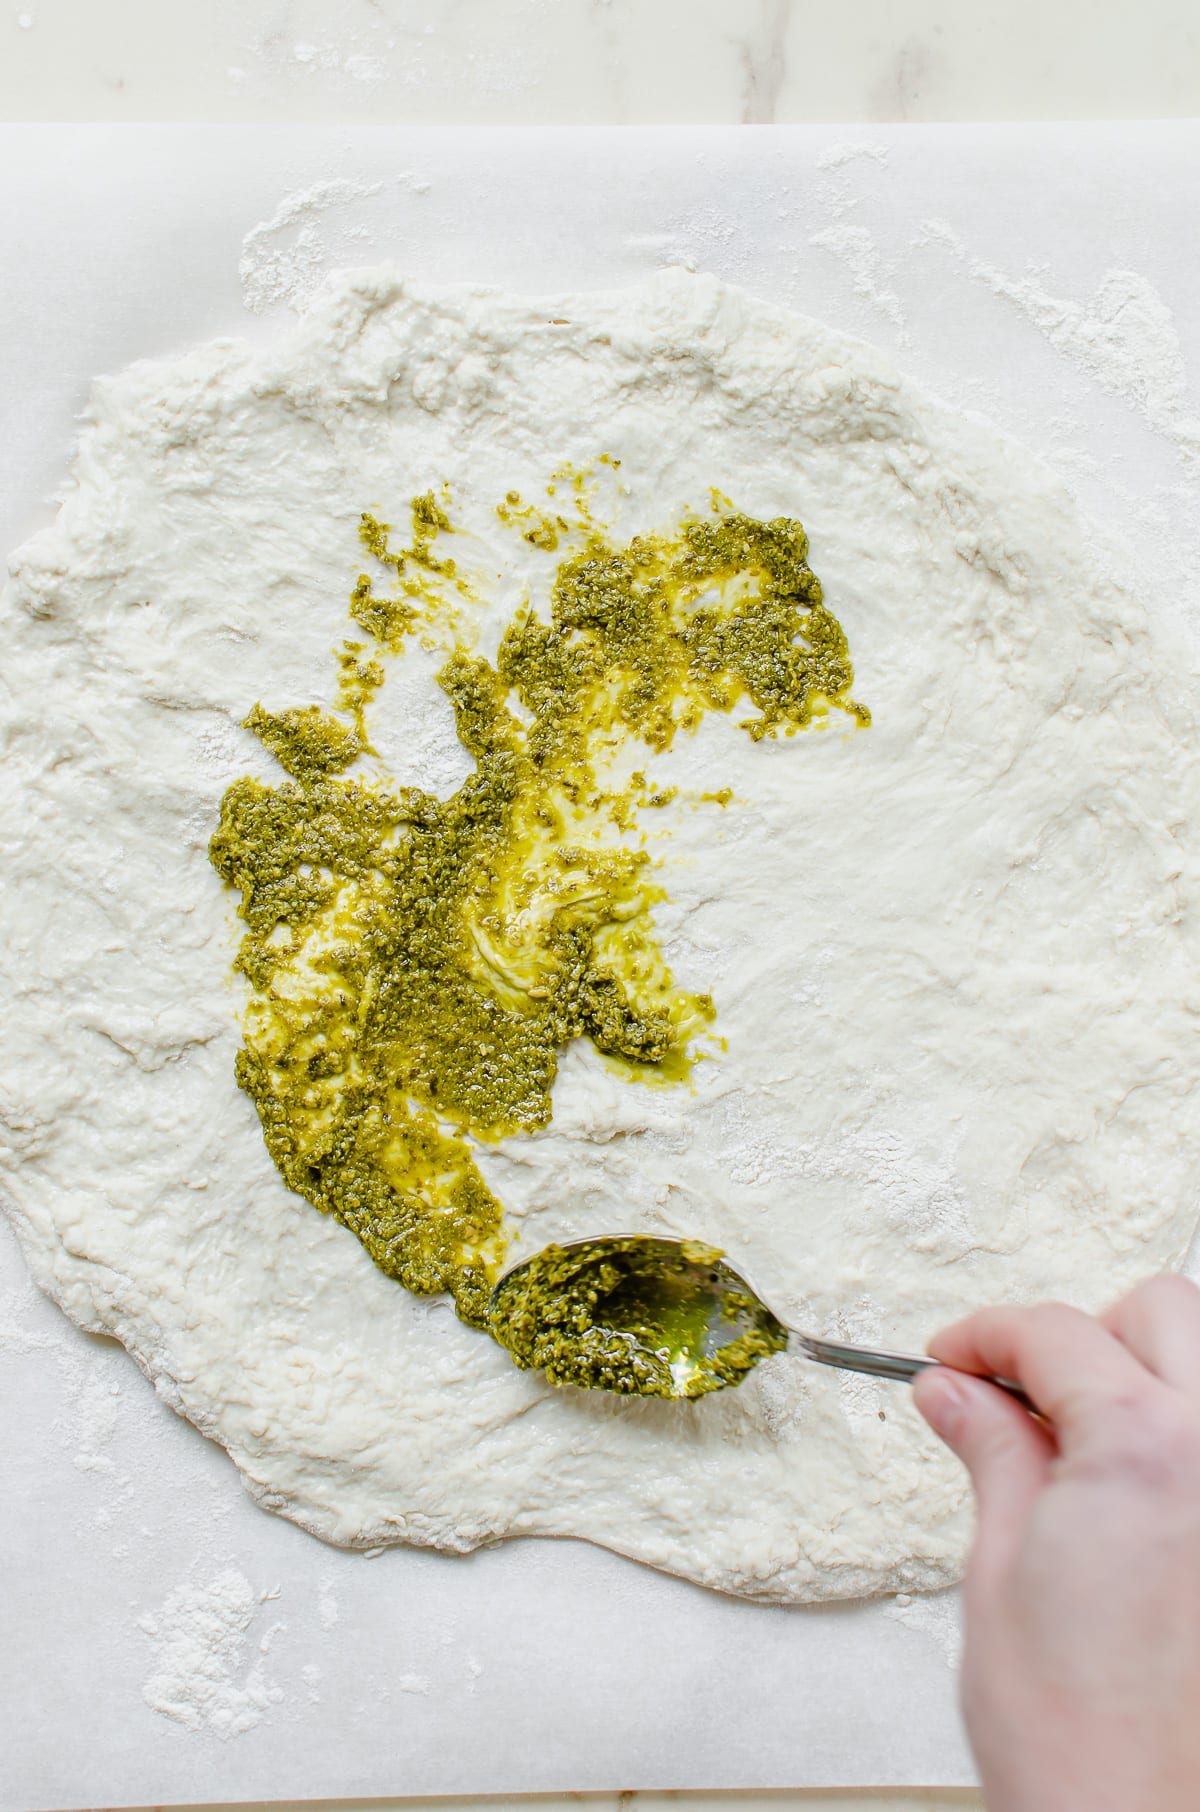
[2,269,1198,1604]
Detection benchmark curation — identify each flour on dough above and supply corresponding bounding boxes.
[2,270,1198,1603]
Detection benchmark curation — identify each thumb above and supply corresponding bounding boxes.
[913,1366,1053,1593]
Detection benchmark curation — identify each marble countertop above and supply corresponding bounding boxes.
[2,0,1198,124]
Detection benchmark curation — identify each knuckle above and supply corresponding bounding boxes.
[1028,1300,1084,1329]
[1001,1301,1084,1382]
[1137,1272,1200,1313]
[1092,1391,1200,1491]
[1144,1392,1200,1461]
[963,1305,1016,1340]
[1024,1300,1089,1346]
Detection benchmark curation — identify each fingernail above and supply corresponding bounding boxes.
[921,1370,967,1439]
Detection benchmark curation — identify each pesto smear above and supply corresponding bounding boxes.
[209,482,868,1363]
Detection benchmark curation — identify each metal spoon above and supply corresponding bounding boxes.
[490,1232,1033,1409]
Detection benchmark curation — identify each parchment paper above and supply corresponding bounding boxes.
[2,123,1199,1811]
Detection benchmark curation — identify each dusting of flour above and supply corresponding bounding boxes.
[138,1569,284,1737]
[237,177,428,316]
[816,141,891,171]
[317,1576,339,1630]
[809,224,907,340]
[811,140,906,343]
[239,181,383,314]
[922,218,1200,469]
[885,1587,964,1670]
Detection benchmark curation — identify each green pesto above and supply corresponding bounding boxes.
[495,511,868,809]
[488,1237,790,1398]
[351,491,458,647]
[243,703,364,780]
[497,490,569,551]
[209,487,867,1367]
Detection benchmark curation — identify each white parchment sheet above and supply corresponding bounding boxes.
[2,123,1199,1810]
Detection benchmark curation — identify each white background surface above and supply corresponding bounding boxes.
[2,5,1199,1810]
[3,116,1200,1812]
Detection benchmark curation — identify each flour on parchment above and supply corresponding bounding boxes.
[921,218,1200,469]
[2,269,1199,1604]
[138,1569,282,1738]
[239,179,383,314]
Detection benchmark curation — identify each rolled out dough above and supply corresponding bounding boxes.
[2,269,1198,1602]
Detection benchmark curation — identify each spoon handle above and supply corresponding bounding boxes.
[789,1331,1035,1413]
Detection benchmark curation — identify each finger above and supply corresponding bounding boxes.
[913,1366,1054,1599]
[1101,1274,1200,1397]
[927,1303,1151,1436]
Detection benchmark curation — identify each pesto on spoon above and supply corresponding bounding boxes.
[489,1234,1033,1406]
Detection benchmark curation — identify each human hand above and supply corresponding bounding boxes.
[912,1276,1200,1812]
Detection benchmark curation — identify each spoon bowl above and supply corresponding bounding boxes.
[489,1232,1032,1409]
